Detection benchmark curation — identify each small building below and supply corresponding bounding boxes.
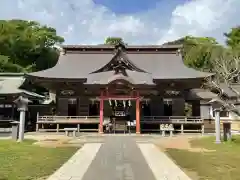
[26,43,239,133]
[0,73,44,133]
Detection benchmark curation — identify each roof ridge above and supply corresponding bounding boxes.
[61,44,182,49]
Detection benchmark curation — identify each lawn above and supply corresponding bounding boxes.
[0,139,78,180]
[166,136,240,180]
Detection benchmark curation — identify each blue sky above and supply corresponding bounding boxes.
[93,0,165,14]
[0,0,239,45]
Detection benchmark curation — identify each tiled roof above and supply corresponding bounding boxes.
[27,44,212,84]
[0,77,44,98]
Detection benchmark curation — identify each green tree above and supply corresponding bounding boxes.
[164,36,223,71]
[0,19,64,72]
[224,26,240,50]
[0,55,30,72]
[183,36,222,71]
[104,37,124,45]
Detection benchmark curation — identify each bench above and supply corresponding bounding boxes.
[160,124,174,137]
[64,128,77,137]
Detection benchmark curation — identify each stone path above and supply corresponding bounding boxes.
[47,136,191,180]
[82,136,156,180]
[139,143,192,180]
[47,143,101,180]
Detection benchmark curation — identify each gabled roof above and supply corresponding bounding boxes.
[26,53,113,80]
[91,44,146,74]
[0,77,44,99]
[85,70,154,85]
[26,44,212,84]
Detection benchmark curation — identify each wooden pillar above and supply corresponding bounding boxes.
[56,124,59,132]
[36,112,39,132]
[201,124,204,135]
[36,124,39,132]
[181,124,184,134]
[136,95,140,134]
[214,109,221,143]
[99,91,104,133]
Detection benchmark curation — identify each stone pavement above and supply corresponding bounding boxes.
[47,136,192,180]
[47,143,101,180]
[139,143,192,180]
[81,136,156,180]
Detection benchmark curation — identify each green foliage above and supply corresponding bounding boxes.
[224,26,240,50]
[0,55,29,72]
[0,19,64,72]
[104,37,124,45]
[165,36,227,72]
[179,36,222,71]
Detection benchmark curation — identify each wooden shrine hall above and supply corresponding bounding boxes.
[26,43,215,134]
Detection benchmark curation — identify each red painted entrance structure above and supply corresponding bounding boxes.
[98,89,141,133]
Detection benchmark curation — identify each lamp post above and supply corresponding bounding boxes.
[14,96,31,142]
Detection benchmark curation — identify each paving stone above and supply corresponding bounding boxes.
[81,136,156,180]
[47,143,101,180]
[47,135,192,180]
[138,143,192,180]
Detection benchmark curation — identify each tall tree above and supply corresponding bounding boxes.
[224,26,240,50]
[0,19,64,72]
[104,37,124,45]
[163,36,222,72]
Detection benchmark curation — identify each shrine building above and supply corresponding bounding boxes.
[25,43,221,133]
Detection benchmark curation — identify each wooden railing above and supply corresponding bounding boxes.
[35,115,204,133]
[37,116,100,123]
[37,115,203,123]
[142,116,203,124]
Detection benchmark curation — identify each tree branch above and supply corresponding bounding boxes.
[205,55,240,115]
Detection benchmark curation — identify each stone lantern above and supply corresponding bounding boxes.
[14,96,31,142]
[210,98,232,143]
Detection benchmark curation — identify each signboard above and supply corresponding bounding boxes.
[60,90,75,96]
[115,111,126,116]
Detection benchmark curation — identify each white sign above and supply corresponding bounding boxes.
[160,124,174,131]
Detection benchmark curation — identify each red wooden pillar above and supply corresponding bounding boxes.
[99,91,104,133]
[136,93,140,134]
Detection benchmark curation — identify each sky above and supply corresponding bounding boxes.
[0,0,239,45]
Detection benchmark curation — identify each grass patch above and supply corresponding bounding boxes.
[0,139,78,180]
[166,136,240,180]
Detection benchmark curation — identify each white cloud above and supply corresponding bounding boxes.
[0,0,239,45]
[158,0,240,44]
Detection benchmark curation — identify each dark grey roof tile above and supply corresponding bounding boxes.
[27,47,212,82]
[85,70,154,85]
